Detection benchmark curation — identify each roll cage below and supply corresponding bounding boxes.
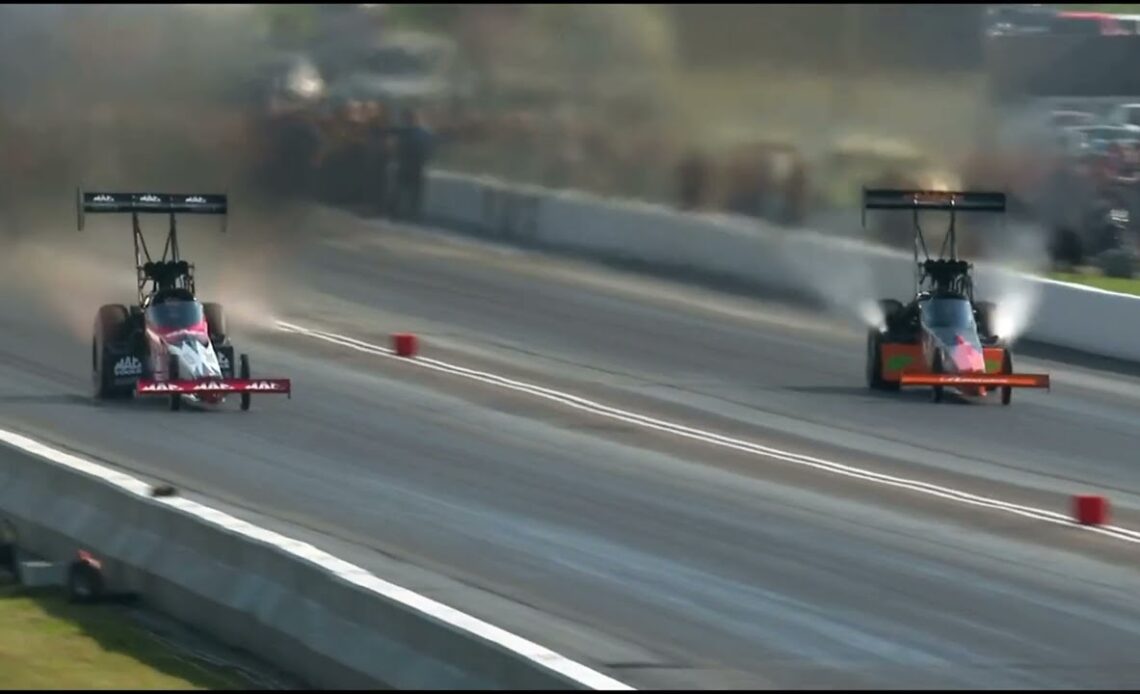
[862,188,1007,304]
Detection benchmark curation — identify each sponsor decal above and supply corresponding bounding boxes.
[138,378,287,394]
[912,191,960,205]
[138,382,181,393]
[186,196,207,204]
[139,194,161,204]
[193,381,233,392]
[885,354,913,372]
[245,381,280,391]
[92,194,114,203]
[919,375,984,384]
[113,356,142,377]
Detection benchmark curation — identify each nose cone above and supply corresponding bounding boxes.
[178,352,212,380]
[168,339,222,380]
[949,334,985,373]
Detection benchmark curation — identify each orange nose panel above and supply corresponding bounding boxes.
[952,335,985,373]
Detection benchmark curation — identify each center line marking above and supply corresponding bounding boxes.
[275,320,1140,547]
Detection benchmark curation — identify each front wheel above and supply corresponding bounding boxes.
[240,353,251,411]
[1001,350,1013,406]
[931,351,945,403]
[169,354,182,411]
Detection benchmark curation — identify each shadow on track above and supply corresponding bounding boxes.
[784,384,994,405]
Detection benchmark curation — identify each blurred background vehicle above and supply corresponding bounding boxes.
[320,30,473,114]
[11,3,1140,280]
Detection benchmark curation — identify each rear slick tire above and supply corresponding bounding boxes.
[93,304,131,400]
[866,329,899,391]
[1001,350,1013,406]
[203,302,227,346]
[240,353,251,412]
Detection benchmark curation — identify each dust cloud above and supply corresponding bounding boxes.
[441,5,1044,334]
[0,4,310,340]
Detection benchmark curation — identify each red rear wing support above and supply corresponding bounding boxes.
[898,373,1050,389]
[136,379,292,397]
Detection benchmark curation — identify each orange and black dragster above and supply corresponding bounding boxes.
[863,188,1050,405]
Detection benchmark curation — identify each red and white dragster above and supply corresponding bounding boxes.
[81,189,291,411]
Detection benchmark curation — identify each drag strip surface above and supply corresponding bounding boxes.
[3,207,1140,687]
[299,210,1140,512]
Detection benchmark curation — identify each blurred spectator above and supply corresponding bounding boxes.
[261,102,320,200]
[392,107,435,221]
[290,107,323,200]
[760,149,785,220]
[543,119,583,189]
[676,151,709,210]
[724,153,766,219]
[310,106,338,203]
[345,100,374,209]
[783,156,808,226]
[316,102,360,205]
[364,100,393,217]
[632,130,673,203]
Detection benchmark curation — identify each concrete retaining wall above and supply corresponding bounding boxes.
[425,170,1140,363]
[0,431,628,691]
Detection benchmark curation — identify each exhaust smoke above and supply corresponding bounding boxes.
[782,232,906,335]
[785,214,1052,344]
[857,297,888,333]
[980,221,1052,344]
[989,273,1042,343]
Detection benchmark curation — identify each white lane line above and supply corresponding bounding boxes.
[276,319,1140,547]
[0,428,634,691]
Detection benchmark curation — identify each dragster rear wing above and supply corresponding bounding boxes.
[861,188,1006,226]
[77,189,228,231]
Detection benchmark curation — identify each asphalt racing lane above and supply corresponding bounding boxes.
[2,246,1140,687]
[292,210,1140,511]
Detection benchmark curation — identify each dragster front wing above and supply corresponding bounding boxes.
[136,379,292,397]
[898,373,1050,389]
[880,344,1050,391]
